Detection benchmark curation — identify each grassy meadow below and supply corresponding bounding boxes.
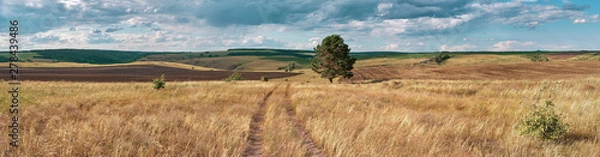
[1,50,599,156]
[0,77,598,156]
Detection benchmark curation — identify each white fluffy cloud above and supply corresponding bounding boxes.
[1,0,598,51]
[441,44,477,51]
[382,43,399,50]
[493,40,536,51]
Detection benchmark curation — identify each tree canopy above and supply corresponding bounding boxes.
[310,34,357,83]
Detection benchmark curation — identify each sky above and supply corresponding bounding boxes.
[1,0,599,52]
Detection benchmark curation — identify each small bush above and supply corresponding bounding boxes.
[261,76,269,82]
[519,100,570,140]
[153,74,166,90]
[433,52,451,64]
[527,54,549,62]
[225,72,243,82]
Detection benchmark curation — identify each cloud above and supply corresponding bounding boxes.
[470,1,591,29]
[382,43,399,50]
[29,33,61,44]
[284,37,322,49]
[573,15,599,24]
[563,2,591,11]
[105,25,124,32]
[573,19,587,24]
[440,44,477,51]
[2,0,598,51]
[88,33,116,44]
[493,40,535,51]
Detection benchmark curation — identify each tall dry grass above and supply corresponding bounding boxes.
[0,81,273,156]
[0,77,598,156]
[290,78,599,156]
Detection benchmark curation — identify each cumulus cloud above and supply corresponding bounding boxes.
[493,40,535,51]
[1,0,598,51]
[440,44,477,51]
[470,1,592,29]
[382,43,399,50]
[573,15,599,24]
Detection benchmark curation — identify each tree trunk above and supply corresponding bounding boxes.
[328,78,333,83]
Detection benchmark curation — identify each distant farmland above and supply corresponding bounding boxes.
[0,65,301,82]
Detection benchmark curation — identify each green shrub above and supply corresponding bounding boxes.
[433,52,451,64]
[261,76,269,82]
[527,54,549,62]
[153,74,166,90]
[225,72,243,82]
[519,100,569,140]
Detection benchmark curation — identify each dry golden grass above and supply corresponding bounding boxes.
[0,81,273,156]
[352,61,600,81]
[236,60,289,72]
[568,53,600,61]
[262,86,307,156]
[1,77,597,156]
[1,59,599,156]
[290,78,599,156]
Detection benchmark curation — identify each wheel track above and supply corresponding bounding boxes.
[242,84,279,157]
[283,84,327,157]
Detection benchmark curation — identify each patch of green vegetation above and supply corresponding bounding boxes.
[0,55,8,62]
[224,72,243,82]
[433,52,451,64]
[519,100,570,140]
[152,74,166,90]
[29,49,150,64]
[525,54,550,62]
[0,52,41,62]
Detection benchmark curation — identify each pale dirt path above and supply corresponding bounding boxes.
[242,84,280,157]
[283,84,327,157]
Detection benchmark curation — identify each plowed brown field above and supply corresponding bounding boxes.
[1,65,300,82]
[353,61,600,80]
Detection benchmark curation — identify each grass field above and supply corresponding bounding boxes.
[1,76,598,156]
[1,49,599,156]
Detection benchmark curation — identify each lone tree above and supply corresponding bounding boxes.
[310,34,357,83]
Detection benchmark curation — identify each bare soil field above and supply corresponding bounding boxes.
[0,65,300,82]
[353,61,600,81]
